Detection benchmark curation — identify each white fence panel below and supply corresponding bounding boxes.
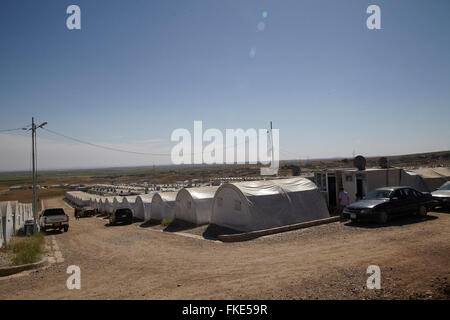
[0,205,4,248]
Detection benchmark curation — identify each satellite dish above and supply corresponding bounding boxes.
[379,157,388,169]
[353,155,366,171]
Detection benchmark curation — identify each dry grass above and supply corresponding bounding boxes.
[8,232,45,265]
[161,217,175,227]
[0,188,67,205]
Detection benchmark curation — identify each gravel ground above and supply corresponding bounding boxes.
[0,249,12,267]
[1,197,449,300]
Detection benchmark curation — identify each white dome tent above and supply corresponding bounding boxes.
[151,192,177,221]
[0,201,15,245]
[112,196,127,212]
[68,191,93,207]
[89,196,103,212]
[122,196,139,212]
[104,197,116,215]
[98,198,106,213]
[211,177,330,232]
[0,208,3,248]
[92,198,103,211]
[135,194,155,221]
[175,186,219,225]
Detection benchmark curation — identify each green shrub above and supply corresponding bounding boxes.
[9,232,45,265]
[161,217,174,227]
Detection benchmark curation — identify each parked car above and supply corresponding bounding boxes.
[343,186,433,224]
[40,208,69,232]
[109,208,133,225]
[75,206,95,218]
[431,181,450,208]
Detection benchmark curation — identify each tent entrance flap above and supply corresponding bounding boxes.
[327,175,337,208]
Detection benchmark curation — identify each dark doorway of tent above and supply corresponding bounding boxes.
[328,175,337,210]
[356,177,365,200]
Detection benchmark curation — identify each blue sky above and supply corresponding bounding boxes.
[0,0,449,170]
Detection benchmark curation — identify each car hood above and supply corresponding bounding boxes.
[431,190,450,197]
[347,199,388,209]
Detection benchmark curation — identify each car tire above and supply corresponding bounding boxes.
[377,211,388,225]
[418,205,427,217]
[64,226,69,232]
[350,218,358,224]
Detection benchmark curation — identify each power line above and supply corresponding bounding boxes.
[42,128,170,156]
[279,148,302,158]
[34,126,270,158]
[0,126,29,133]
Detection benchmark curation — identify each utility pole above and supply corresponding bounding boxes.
[30,117,47,231]
[31,117,37,229]
[270,121,274,167]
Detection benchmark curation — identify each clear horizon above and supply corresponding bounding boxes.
[1,0,449,171]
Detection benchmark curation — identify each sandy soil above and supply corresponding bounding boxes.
[0,197,449,300]
[0,250,12,267]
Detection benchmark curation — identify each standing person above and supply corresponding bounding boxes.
[338,187,350,217]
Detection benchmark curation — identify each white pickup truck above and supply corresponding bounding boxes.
[39,208,69,232]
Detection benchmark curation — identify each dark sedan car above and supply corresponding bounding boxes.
[343,186,433,224]
[431,181,450,209]
[109,208,133,225]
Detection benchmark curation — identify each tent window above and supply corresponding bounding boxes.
[217,197,223,207]
[234,200,241,211]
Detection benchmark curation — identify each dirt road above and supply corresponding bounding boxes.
[1,197,449,300]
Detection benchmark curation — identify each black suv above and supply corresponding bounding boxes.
[343,186,433,224]
[109,208,133,225]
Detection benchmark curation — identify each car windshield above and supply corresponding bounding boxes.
[438,182,450,190]
[43,208,65,216]
[364,190,392,200]
[116,208,131,214]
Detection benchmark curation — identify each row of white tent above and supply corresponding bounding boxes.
[66,177,331,232]
[0,201,33,247]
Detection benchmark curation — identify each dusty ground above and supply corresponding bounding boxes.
[0,197,449,300]
[0,249,12,267]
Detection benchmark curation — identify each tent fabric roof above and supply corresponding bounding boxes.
[136,194,154,204]
[123,195,138,203]
[156,192,178,202]
[230,177,319,197]
[183,187,219,199]
[412,167,450,179]
[211,177,330,232]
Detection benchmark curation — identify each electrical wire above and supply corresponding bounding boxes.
[0,126,29,132]
[42,127,251,157]
[42,127,170,156]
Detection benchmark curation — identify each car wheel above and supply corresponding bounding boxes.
[64,226,69,232]
[350,218,358,223]
[418,205,427,217]
[377,211,388,225]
